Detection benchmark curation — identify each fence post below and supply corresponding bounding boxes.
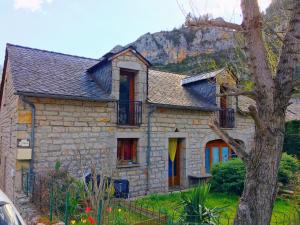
[49,185,53,223]
[26,171,29,196]
[64,191,70,225]
[97,200,103,225]
[167,216,173,225]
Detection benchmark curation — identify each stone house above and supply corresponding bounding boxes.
[0,43,263,199]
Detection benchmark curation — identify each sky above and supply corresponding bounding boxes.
[0,0,272,64]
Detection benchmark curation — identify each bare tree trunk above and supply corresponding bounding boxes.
[235,119,285,225]
[234,1,300,223]
[186,0,300,224]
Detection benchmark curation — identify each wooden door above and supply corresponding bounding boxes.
[220,85,227,109]
[168,141,180,186]
[119,70,135,124]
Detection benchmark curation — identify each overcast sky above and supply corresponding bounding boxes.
[0,0,271,64]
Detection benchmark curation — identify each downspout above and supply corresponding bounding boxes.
[146,104,156,193]
[21,97,36,174]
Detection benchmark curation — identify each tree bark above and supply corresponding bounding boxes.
[234,1,300,224]
[185,0,300,224]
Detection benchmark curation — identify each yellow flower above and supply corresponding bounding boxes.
[71,220,76,224]
[118,208,122,212]
[82,219,87,223]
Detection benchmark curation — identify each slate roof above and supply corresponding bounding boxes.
[148,70,218,111]
[181,68,225,85]
[0,44,219,111]
[3,44,113,101]
[238,95,300,121]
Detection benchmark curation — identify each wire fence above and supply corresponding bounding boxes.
[21,169,300,225]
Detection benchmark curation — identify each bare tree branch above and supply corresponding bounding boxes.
[292,80,300,88]
[216,90,256,98]
[248,105,265,131]
[274,0,300,107]
[186,18,243,31]
[264,24,285,42]
[208,116,249,161]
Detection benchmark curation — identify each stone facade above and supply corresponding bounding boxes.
[0,49,255,200]
[10,96,253,198]
[0,60,19,201]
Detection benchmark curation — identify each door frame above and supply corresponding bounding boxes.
[205,140,234,172]
[164,132,189,190]
[168,140,181,187]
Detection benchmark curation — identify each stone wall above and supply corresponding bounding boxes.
[14,96,254,197]
[0,60,19,200]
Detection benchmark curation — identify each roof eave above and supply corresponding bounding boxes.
[15,91,116,102]
[0,47,9,110]
[146,100,219,112]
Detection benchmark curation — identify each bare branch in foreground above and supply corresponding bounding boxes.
[186,18,243,31]
[248,105,266,131]
[208,116,249,161]
[292,80,300,88]
[216,90,256,98]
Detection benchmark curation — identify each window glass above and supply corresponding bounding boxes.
[212,147,220,165]
[231,150,237,159]
[222,147,229,161]
[205,147,210,173]
[117,139,137,165]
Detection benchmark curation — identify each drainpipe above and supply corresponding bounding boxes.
[21,97,36,175]
[146,104,156,193]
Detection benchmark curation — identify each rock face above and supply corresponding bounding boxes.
[110,2,288,78]
[110,25,246,77]
[115,26,237,66]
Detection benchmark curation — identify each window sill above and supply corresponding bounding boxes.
[117,163,140,169]
[220,127,236,130]
[117,125,141,129]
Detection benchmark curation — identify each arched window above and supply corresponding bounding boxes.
[205,139,237,173]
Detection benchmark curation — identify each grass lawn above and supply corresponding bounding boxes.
[135,190,298,224]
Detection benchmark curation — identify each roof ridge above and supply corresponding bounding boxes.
[192,67,225,77]
[6,43,100,61]
[149,69,188,76]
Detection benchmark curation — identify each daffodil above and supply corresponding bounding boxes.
[118,208,122,212]
[71,220,76,224]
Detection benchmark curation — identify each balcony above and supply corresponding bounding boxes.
[117,101,142,126]
[219,108,235,128]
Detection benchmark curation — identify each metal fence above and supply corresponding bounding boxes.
[21,169,299,225]
[21,168,36,197]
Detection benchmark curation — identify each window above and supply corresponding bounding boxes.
[117,139,138,165]
[205,140,237,173]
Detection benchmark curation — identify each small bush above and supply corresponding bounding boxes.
[210,159,246,195]
[210,154,300,195]
[278,153,300,185]
[179,183,224,225]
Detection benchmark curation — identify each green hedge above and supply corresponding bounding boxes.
[210,153,300,195]
[283,120,300,159]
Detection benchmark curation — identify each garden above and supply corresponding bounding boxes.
[24,153,299,225]
[134,153,300,224]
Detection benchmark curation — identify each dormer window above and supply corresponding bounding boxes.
[219,85,235,128]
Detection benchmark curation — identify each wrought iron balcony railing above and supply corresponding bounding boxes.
[219,108,235,128]
[117,101,142,126]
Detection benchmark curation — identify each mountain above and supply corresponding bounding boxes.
[112,25,246,77]
[111,1,290,80]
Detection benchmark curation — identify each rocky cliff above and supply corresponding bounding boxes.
[112,1,290,78]
[112,25,245,76]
